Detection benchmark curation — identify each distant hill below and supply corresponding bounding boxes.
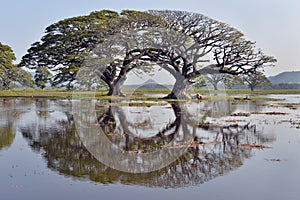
[268,71,300,84]
[123,79,172,89]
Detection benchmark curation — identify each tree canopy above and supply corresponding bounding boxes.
[19,10,163,90]
[19,9,276,97]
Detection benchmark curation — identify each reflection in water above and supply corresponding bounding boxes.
[0,98,32,150]
[0,121,15,150]
[18,99,275,187]
[96,103,181,153]
[202,100,265,118]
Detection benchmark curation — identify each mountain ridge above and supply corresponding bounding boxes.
[268,70,300,84]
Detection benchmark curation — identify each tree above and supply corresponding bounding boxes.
[145,10,276,98]
[206,74,225,90]
[19,10,163,91]
[94,10,275,98]
[20,10,276,97]
[19,10,120,89]
[205,74,243,90]
[191,75,207,89]
[15,69,35,88]
[241,71,272,91]
[0,42,16,89]
[0,42,34,89]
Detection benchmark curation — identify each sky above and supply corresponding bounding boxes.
[1,0,300,81]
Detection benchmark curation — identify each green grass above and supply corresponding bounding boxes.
[125,88,300,95]
[0,88,73,98]
[0,88,299,100]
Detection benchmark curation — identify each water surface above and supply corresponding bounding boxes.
[0,96,300,200]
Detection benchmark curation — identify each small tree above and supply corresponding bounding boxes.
[223,75,244,89]
[241,71,272,91]
[204,74,241,90]
[205,74,224,90]
[191,75,207,89]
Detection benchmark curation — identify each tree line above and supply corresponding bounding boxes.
[1,10,276,97]
[199,71,271,91]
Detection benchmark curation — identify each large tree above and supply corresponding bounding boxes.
[145,10,276,98]
[88,10,276,98]
[19,10,163,91]
[0,42,34,89]
[19,10,121,89]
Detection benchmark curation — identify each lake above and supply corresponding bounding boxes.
[0,95,300,200]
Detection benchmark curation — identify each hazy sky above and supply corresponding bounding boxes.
[1,0,299,79]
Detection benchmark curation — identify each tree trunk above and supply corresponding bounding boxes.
[2,80,11,90]
[107,83,124,96]
[113,81,126,96]
[164,77,191,99]
[213,83,218,90]
[107,82,114,96]
[107,77,126,96]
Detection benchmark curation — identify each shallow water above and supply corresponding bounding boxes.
[0,96,300,200]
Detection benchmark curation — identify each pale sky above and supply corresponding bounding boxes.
[1,0,300,80]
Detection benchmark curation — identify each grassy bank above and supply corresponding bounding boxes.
[0,88,299,99]
[0,89,74,98]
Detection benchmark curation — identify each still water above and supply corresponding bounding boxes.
[0,96,300,200]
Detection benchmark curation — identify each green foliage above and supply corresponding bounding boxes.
[20,10,121,89]
[15,69,35,88]
[0,42,16,89]
[0,42,16,64]
[223,75,244,89]
[19,9,276,97]
[20,9,164,90]
[191,75,207,89]
[241,71,272,91]
[203,74,242,90]
[120,9,165,27]
[0,42,34,89]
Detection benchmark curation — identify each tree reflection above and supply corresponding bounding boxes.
[0,98,32,150]
[0,121,15,150]
[96,102,181,153]
[20,100,275,187]
[35,99,51,118]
